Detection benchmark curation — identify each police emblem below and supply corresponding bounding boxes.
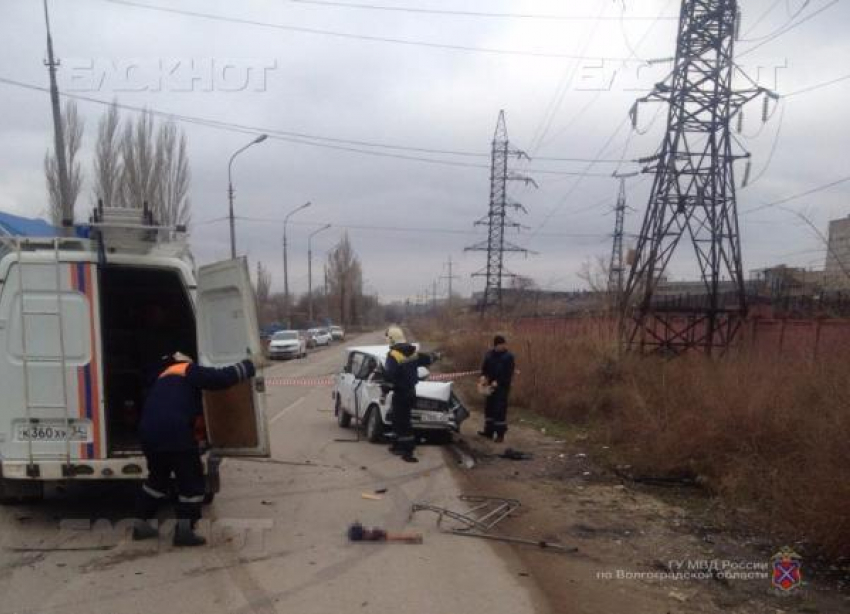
[771,547,802,592]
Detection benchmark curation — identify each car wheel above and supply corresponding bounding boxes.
[365,406,384,443]
[336,396,351,428]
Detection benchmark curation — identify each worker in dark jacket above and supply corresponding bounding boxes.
[479,335,515,443]
[382,326,438,463]
[133,351,255,546]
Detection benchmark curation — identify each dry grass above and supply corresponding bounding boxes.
[413,315,850,561]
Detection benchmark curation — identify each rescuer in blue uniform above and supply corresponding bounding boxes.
[382,326,438,463]
[133,352,255,546]
[479,335,515,443]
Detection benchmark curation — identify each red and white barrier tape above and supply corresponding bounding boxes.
[265,370,479,388]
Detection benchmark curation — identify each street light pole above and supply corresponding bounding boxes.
[308,224,332,324]
[282,201,311,326]
[227,134,268,259]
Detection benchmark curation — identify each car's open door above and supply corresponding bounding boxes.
[196,257,270,457]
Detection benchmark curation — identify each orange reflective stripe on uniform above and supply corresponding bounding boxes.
[159,362,190,378]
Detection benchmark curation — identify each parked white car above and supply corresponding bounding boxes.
[268,330,306,360]
[329,325,345,341]
[332,345,469,443]
[308,328,333,346]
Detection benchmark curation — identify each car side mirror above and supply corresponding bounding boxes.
[343,365,352,374]
[417,367,430,381]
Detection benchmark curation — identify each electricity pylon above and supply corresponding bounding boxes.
[622,0,776,355]
[465,110,537,311]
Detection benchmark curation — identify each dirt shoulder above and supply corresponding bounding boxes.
[446,408,848,614]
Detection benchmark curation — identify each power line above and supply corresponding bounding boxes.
[208,215,610,240]
[285,0,680,22]
[742,174,850,216]
[528,116,633,239]
[98,0,653,63]
[0,76,617,177]
[738,0,839,57]
[783,72,850,98]
[738,0,810,41]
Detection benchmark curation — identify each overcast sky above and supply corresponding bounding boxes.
[1,0,848,301]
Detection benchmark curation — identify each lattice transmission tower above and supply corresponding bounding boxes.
[622,0,776,355]
[608,173,637,305]
[465,110,536,311]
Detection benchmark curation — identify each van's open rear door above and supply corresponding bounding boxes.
[197,257,270,457]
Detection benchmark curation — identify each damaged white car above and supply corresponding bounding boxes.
[332,345,469,443]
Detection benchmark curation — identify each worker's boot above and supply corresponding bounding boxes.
[132,520,158,541]
[173,520,207,547]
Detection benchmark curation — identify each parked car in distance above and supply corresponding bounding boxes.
[329,325,345,341]
[268,330,307,360]
[304,330,318,349]
[260,323,284,342]
[332,345,469,444]
[308,328,333,346]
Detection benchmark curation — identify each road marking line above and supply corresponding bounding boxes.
[270,396,306,425]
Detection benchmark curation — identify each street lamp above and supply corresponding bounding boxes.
[283,201,311,326]
[308,223,332,324]
[227,134,268,259]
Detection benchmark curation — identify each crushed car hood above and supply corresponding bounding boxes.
[414,381,451,403]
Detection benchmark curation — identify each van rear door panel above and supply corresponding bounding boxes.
[197,257,269,457]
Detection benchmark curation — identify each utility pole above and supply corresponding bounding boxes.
[440,256,459,310]
[308,224,331,324]
[622,0,776,355]
[283,201,311,326]
[465,110,537,312]
[324,261,329,320]
[43,0,72,231]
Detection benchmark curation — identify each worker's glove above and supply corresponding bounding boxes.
[240,359,256,379]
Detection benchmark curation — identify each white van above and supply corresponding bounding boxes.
[0,207,269,503]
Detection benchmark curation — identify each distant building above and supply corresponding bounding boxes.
[825,216,850,290]
[751,265,824,298]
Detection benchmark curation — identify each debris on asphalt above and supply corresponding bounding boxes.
[448,530,578,554]
[374,488,388,494]
[361,493,383,501]
[411,495,520,532]
[499,448,533,461]
[347,522,423,544]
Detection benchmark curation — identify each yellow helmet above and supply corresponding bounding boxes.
[386,325,406,345]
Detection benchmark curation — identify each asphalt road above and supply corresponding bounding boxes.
[0,332,545,614]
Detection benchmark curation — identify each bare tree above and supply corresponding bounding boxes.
[92,100,122,208]
[119,109,160,211]
[115,109,192,226]
[155,122,191,226]
[44,100,84,225]
[326,233,364,326]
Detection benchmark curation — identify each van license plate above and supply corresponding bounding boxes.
[15,423,90,443]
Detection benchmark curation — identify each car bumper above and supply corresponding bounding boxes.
[269,347,300,358]
[0,454,216,481]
